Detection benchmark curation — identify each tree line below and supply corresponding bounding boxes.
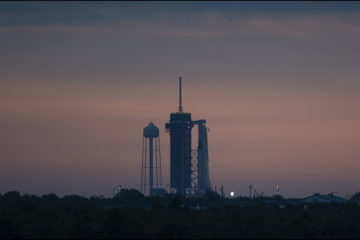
[0,189,360,238]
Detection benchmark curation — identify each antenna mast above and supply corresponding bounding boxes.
[178,76,183,112]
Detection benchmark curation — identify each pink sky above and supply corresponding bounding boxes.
[1,2,360,197]
[1,80,359,198]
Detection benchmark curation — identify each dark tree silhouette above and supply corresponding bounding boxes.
[351,192,360,201]
[114,188,145,206]
[0,189,360,238]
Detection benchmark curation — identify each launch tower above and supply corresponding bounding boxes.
[165,77,211,195]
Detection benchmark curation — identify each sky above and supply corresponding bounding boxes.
[1,2,360,198]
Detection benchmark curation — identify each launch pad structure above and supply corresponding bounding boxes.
[165,77,211,196]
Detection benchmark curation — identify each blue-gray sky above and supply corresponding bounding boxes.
[1,2,360,198]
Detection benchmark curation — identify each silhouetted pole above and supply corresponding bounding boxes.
[149,137,153,196]
[178,76,183,112]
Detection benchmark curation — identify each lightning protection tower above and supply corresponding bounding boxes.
[141,122,162,196]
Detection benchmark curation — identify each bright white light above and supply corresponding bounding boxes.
[230,191,235,197]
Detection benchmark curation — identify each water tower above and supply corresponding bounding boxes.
[141,122,162,196]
